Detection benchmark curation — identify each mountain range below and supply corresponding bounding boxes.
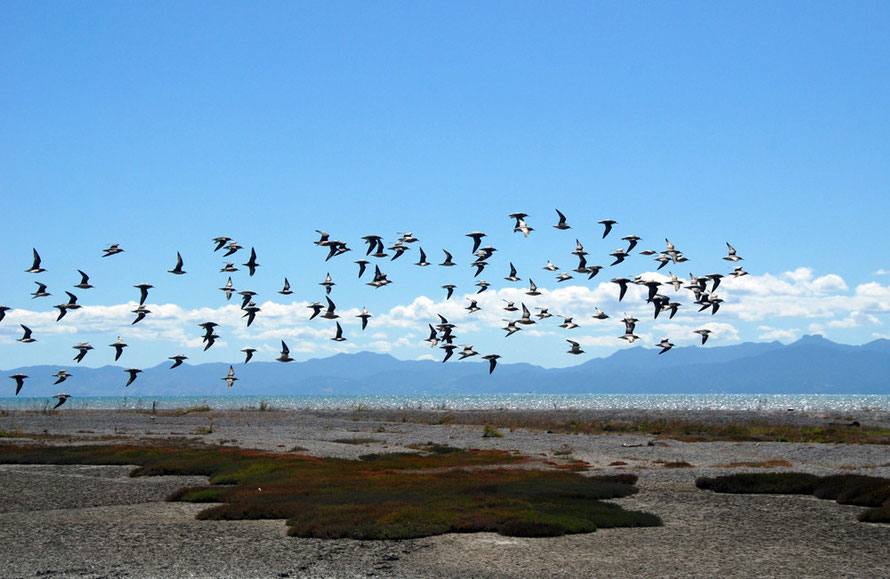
[4,335,889,397]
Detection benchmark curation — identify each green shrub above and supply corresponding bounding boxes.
[483,424,503,438]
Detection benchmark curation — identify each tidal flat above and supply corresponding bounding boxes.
[1,407,888,578]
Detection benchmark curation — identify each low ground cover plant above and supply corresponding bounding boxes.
[696,472,890,523]
[0,443,661,539]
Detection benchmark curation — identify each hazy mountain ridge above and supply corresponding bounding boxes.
[4,336,889,397]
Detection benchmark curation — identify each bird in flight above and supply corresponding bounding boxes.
[10,374,27,395]
[168,252,186,275]
[124,368,142,387]
[102,243,124,257]
[222,365,238,388]
[25,248,45,273]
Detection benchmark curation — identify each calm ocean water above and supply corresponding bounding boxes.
[1,393,889,412]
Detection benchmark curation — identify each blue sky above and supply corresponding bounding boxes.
[2,2,889,372]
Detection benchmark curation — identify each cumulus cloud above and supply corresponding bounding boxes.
[757,326,799,341]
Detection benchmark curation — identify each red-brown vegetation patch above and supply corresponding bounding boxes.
[0,443,661,539]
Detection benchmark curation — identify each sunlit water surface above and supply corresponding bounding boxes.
[2,394,889,412]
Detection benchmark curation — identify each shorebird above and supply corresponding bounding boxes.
[54,292,81,321]
[388,241,409,260]
[424,324,439,348]
[440,343,457,363]
[355,259,369,278]
[17,324,36,343]
[621,235,641,252]
[370,238,388,258]
[53,370,71,384]
[238,290,257,308]
[10,374,27,395]
[242,302,260,327]
[131,305,150,324]
[609,249,629,266]
[592,307,609,320]
[203,333,219,351]
[102,243,124,257]
[502,319,521,337]
[536,306,552,319]
[220,262,239,272]
[219,277,235,301]
[134,283,153,305]
[586,265,603,279]
[26,248,45,273]
[279,278,293,295]
[694,328,712,345]
[168,252,186,275]
[556,272,573,282]
[723,242,743,262]
[213,236,231,251]
[598,220,617,239]
[466,232,486,254]
[361,234,381,255]
[543,261,559,272]
[657,338,674,354]
[730,266,748,278]
[441,284,456,300]
[124,368,142,387]
[458,345,478,360]
[110,337,128,361]
[611,278,630,301]
[357,307,372,330]
[619,333,641,344]
[566,340,584,355]
[482,354,501,374]
[222,366,238,388]
[241,348,256,364]
[52,393,71,409]
[320,273,335,294]
[515,303,535,326]
[243,247,260,276]
[465,299,481,313]
[503,300,519,312]
[72,342,93,363]
[331,321,346,342]
[74,269,93,289]
[558,316,578,330]
[31,281,50,298]
[0,305,10,322]
[513,217,533,237]
[223,241,242,256]
[553,209,571,230]
[440,249,456,267]
[471,259,487,277]
[320,297,339,319]
[169,354,188,369]
[307,302,324,320]
[622,314,638,335]
[367,265,391,288]
[572,254,589,274]
[475,280,490,294]
[504,262,521,282]
[276,341,293,362]
[526,279,542,296]
[414,247,430,266]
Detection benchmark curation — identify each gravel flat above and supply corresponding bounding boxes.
[0,408,888,578]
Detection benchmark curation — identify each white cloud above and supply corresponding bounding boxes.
[757,326,799,341]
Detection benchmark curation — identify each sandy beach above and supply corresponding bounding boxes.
[1,407,888,578]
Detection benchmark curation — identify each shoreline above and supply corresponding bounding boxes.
[2,408,889,577]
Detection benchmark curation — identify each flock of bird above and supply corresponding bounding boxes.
[3,210,746,407]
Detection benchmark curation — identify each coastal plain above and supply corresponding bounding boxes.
[1,407,888,578]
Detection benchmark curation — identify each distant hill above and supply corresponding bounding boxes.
[3,336,889,397]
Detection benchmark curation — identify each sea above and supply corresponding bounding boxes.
[1,393,889,413]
